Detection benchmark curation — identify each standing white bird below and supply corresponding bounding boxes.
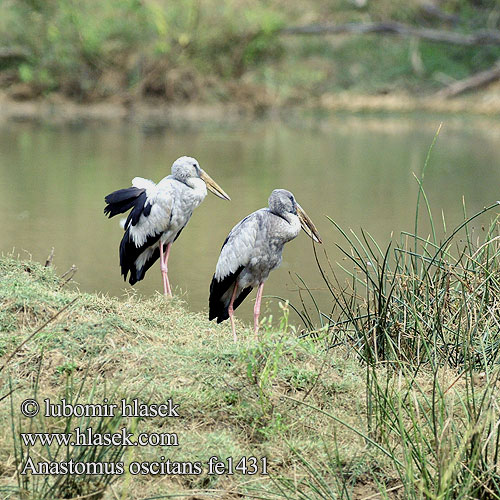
[209,189,322,341]
[104,156,230,296]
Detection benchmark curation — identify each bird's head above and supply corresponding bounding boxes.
[269,189,322,244]
[171,156,230,201]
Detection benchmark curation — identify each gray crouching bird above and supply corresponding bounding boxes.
[209,189,322,341]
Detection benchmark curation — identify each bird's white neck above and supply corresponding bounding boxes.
[271,211,301,243]
[186,177,207,199]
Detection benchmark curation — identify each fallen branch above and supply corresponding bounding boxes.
[280,22,500,46]
[0,47,29,60]
[434,60,500,98]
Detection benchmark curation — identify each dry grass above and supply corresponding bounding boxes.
[1,231,498,499]
[0,255,382,499]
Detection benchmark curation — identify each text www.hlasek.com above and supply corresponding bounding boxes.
[21,427,178,447]
[20,397,269,477]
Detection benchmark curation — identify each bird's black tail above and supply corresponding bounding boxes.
[209,267,252,323]
[119,228,161,285]
[104,187,146,219]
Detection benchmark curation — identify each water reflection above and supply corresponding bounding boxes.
[1,116,499,325]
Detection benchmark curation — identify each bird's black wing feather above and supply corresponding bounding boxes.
[233,287,252,311]
[209,267,253,323]
[124,191,150,228]
[209,268,241,322]
[217,285,252,323]
[104,187,146,219]
[133,224,183,284]
[106,185,159,285]
[120,228,161,284]
[132,245,160,284]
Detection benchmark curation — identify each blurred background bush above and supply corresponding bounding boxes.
[1,0,499,107]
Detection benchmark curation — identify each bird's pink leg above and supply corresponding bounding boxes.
[159,242,172,297]
[163,243,172,296]
[163,243,172,265]
[228,284,239,343]
[254,282,264,337]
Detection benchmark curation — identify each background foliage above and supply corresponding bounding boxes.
[1,0,499,104]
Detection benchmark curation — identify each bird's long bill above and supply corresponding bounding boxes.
[297,204,322,244]
[200,170,231,201]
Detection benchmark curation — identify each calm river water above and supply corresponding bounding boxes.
[1,115,499,325]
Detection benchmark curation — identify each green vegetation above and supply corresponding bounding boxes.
[1,131,500,498]
[0,256,376,499]
[291,158,500,497]
[1,184,499,498]
[1,1,500,107]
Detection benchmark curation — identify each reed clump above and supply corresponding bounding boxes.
[316,198,500,369]
[284,133,500,498]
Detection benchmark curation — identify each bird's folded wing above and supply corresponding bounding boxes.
[215,211,261,281]
[127,181,174,247]
[132,177,156,191]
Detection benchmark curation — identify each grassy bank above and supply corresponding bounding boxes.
[0,255,383,499]
[1,188,500,498]
[1,131,500,498]
[1,1,500,113]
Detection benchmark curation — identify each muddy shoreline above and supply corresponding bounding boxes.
[1,90,500,127]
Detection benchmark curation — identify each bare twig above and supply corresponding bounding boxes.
[0,384,21,404]
[60,265,77,279]
[44,247,54,267]
[280,22,500,46]
[0,298,77,373]
[360,482,406,500]
[59,265,78,288]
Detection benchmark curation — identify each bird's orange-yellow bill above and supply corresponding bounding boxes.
[200,170,231,201]
[297,204,322,243]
